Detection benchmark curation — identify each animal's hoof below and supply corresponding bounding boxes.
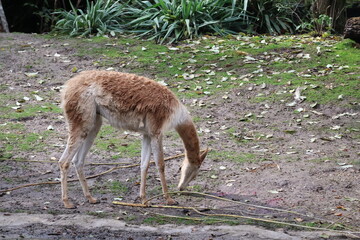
[89,197,100,204]
[64,201,76,209]
[166,198,178,205]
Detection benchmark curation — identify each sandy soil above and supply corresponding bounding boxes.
[0,33,359,239]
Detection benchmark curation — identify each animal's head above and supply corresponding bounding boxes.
[178,149,208,191]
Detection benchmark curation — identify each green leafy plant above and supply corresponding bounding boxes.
[247,0,300,35]
[54,0,124,37]
[24,0,57,33]
[122,0,251,44]
[296,14,332,36]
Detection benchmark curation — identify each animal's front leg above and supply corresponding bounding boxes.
[151,136,177,205]
[140,134,152,205]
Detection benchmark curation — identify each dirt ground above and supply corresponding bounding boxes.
[0,33,359,239]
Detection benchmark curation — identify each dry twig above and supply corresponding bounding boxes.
[113,195,360,239]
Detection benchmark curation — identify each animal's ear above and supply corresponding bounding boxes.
[200,148,209,163]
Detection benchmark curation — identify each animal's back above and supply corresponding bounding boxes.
[61,71,184,134]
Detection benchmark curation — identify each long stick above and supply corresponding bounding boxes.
[112,200,360,238]
[144,191,307,217]
[190,208,360,238]
[129,191,359,233]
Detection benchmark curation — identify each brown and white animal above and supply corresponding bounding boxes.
[59,70,208,208]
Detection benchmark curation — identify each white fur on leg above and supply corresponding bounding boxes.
[140,134,152,204]
[72,115,102,204]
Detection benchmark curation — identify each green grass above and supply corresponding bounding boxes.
[142,214,347,230]
[94,125,141,158]
[87,211,109,218]
[0,103,61,120]
[143,215,240,225]
[109,180,128,194]
[252,91,292,103]
[147,185,163,197]
[0,164,12,173]
[93,180,128,195]
[74,35,359,104]
[0,121,56,160]
[103,37,360,103]
[210,151,263,163]
[188,184,203,192]
[0,131,52,154]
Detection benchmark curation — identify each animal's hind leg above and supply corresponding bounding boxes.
[140,134,152,205]
[59,134,86,209]
[72,114,102,204]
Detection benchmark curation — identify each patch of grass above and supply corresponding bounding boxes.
[0,84,7,91]
[309,157,333,163]
[46,209,63,215]
[87,211,109,218]
[143,216,168,225]
[188,184,203,192]
[0,122,25,131]
[93,180,128,195]
[211,151,261,163]
[147,185,163,197]
[2,177,13,183]
[333,39,360,65]
[301,221,346,231]
[0,152,13,160]
[78,46,124,58]
[0,128,53,159]
[210,150,239,163]
[0,116,56,160]
[39,33,70,40]
[143,215,240,225]
[109,180,128,194]
[124,215,137,221]
[0,103,61,120]
[0,164,12,173]
[304,76,360,104]
[88,36,114,43]
[94,125,141,158]
[66,35,360,108]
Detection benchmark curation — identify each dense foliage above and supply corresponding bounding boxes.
[247,0,303,35]
[54,0,124,36]
[4,0,358,42]
[121,0,250,43]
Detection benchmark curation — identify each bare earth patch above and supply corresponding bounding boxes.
[0,33,359,239]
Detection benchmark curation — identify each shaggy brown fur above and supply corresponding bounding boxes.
[61,71,179,135]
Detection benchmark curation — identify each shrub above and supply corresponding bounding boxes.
[54,0,124,37]
[247,0,301,35]
[122,0,251,44]
[296,14,333,36]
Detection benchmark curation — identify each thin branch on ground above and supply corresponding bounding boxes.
[112,198,360,238]
[144,191,308,217]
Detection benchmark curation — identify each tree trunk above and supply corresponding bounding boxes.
[312,0,346,33]
[344,17,360,43]
[0,0,9,32]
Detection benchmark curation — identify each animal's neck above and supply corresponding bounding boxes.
[175,120,200,164]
